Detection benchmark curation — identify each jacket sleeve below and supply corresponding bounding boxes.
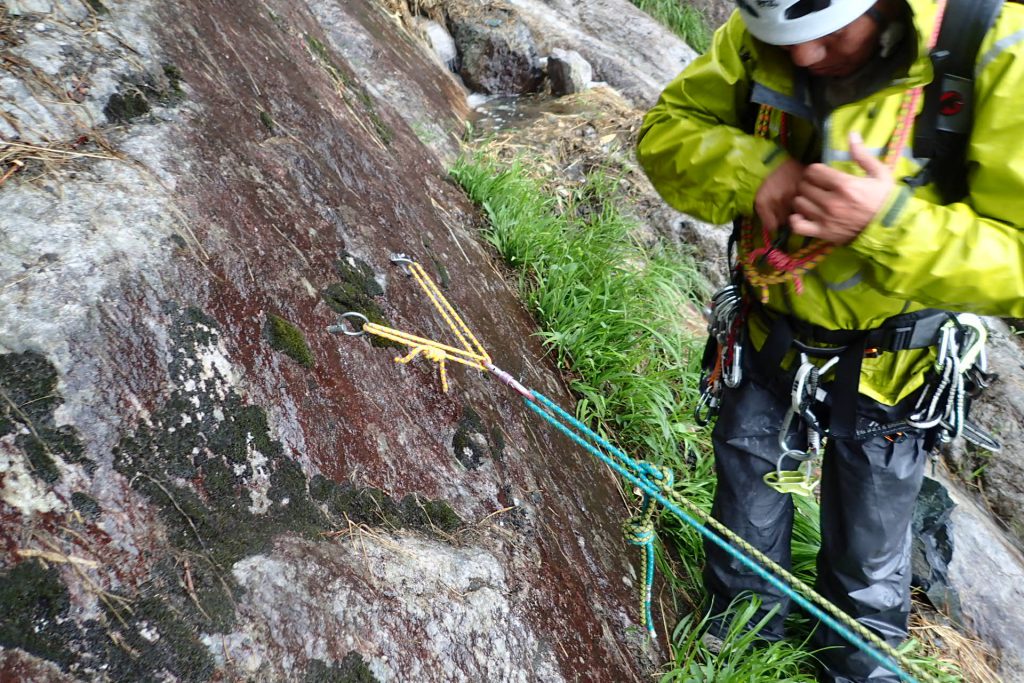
[636,13,789,225]
[849,8,1024,317]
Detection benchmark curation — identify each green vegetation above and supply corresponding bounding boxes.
[662,600,816,682]
[451,151,962,680]
[259,109,276,132]
[266,313,315,367]
[631,0,712,53]
[0,560,74,668]
[0,350,93,483]
[452,152,720,590]
[304,652,380,682]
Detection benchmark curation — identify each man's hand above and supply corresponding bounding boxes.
[754,157,806,232]
[789,132,895,244]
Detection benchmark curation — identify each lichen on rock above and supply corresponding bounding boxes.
[0,351,92,515]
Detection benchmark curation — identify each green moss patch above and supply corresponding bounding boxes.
[0,558,216,679]
[321,255,400,349]
[162,64,185,102]
[259,109,276,132]
[266,313,315,367]
[309,474,463,534]
[103,66,186,123]
[0,560,74,668]
[0,350,93,483]
[103,89,151,123]
[71,491,101,519]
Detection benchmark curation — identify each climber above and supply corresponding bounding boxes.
[636,0,1024,681]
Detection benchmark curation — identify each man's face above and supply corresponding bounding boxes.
[782,12,883,78]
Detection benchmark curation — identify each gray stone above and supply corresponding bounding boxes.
[547,47,592,96]
[937,469,1024,681]
[5,0,54,15]
[448,4,542,95]
[503,0,697,106]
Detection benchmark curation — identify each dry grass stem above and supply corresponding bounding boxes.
[16,548,99,568]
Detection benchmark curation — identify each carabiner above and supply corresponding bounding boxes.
[694,388,718,426]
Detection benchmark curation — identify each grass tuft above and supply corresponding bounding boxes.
[663,599,818,682]
[452,151,716,594]
[630,0,712,53]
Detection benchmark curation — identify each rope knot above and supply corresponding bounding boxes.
[639,463,674,492]
[623,515,656,546]
[395,345,450,392]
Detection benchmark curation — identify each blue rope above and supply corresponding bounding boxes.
[524,390,920,683]
[623,494,658,638]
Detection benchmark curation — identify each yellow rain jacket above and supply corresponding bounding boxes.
[638,0,1024,405]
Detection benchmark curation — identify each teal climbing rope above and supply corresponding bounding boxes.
[524,390,923,683]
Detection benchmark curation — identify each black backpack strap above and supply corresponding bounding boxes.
[911,0,1004,203]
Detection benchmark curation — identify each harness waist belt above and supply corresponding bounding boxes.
[751,306,950,440]
[767,308,949,353]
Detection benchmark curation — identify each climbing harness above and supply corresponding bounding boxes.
[328,253,940,683]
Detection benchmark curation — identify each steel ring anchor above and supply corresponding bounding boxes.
[389,252,415,275]
[327,312,369,336]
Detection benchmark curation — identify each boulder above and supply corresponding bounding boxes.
[448,3,542,94]
[501,0,697,106]
[934,469,1024,681]
[547,47,592,96]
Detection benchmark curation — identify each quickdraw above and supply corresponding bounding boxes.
[907,313,1001,451]
[694,284,745,426]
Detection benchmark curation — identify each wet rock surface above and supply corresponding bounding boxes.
[0,0,653,680]
[935,469,1024,682]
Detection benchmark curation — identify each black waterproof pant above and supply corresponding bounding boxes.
[703,373,927,683]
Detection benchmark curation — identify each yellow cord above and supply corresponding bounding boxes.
[353,261,492,391]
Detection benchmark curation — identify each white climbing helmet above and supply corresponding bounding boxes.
[735,0,877,46]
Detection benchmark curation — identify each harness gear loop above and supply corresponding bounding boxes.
[695,284,745,425]
[766,354,838,496]
[906,313,998,448]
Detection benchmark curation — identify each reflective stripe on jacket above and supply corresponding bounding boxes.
[638,0,1024,404]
